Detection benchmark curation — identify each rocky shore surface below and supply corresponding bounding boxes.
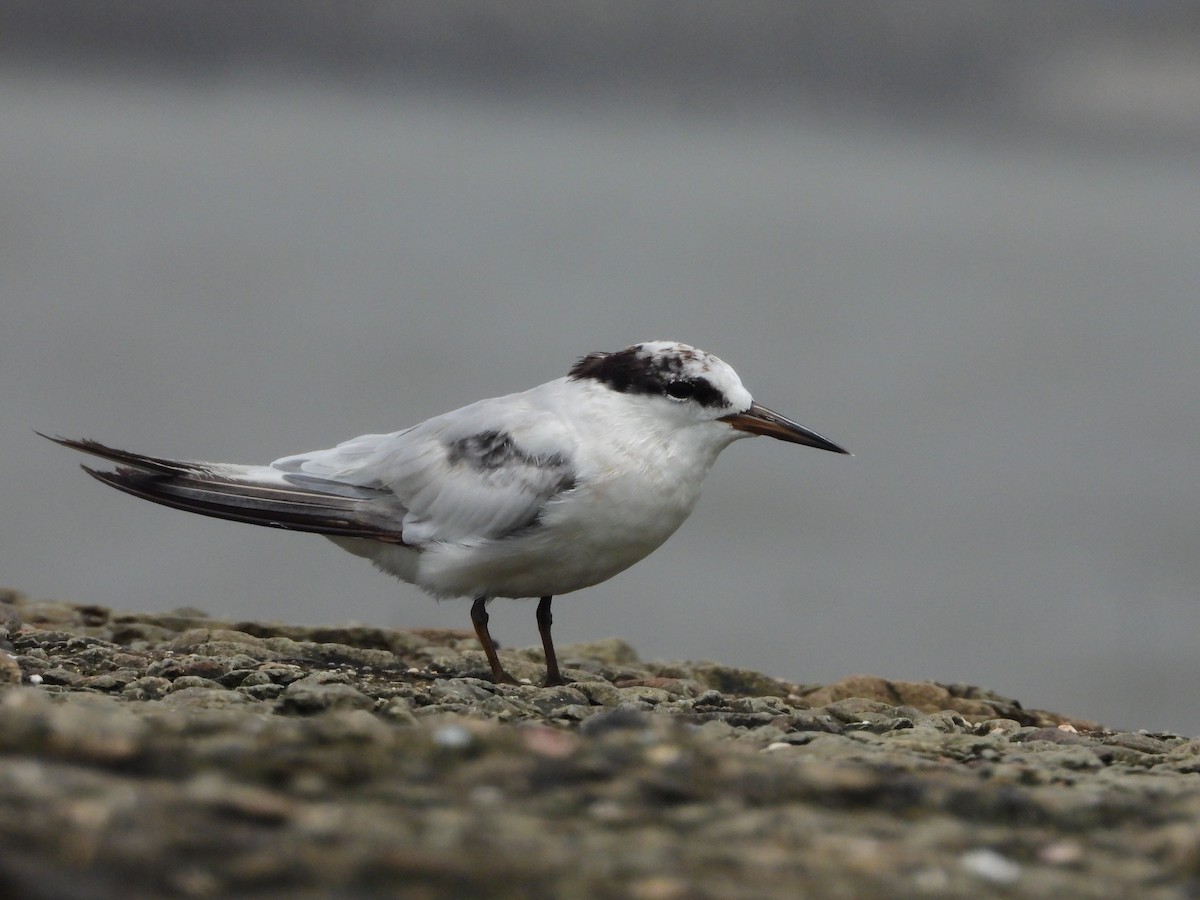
[2,588,1199,899]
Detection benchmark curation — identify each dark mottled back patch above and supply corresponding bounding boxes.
[447,430,574,486]
[448,430,574,473]
[447,431,520,470]
[568,346,729,409]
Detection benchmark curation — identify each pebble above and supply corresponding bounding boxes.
[959,848,1022,884]
[280,680,375,714]
[431,723,474,750]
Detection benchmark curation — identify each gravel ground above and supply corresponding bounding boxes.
[1,588,1199,899]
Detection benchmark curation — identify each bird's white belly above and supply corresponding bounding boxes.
[417,470,701,599]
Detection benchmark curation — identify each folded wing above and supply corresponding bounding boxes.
[271,397,580,546]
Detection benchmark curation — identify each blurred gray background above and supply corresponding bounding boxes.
[3,2,1198,733]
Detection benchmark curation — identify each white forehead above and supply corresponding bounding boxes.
[636,340,753,407]
[636,340,737,379]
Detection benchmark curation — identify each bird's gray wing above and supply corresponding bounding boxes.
[272,395,579,546]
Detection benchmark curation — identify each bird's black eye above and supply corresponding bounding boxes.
[665,380,695,400]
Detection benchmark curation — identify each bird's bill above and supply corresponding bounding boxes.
[721,402,849,454]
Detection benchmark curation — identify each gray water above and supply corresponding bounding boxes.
[4,61,1198,734]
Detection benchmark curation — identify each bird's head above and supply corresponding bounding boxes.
[568,341,848,454]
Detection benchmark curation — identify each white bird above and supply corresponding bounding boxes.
[44,341,847,686]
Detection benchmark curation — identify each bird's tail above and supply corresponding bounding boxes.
[40,434,407,543]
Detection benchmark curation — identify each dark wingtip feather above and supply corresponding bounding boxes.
[36,431,76,449]
[77,460,409,544]
[40,434,198,475]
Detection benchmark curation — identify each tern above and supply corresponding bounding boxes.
[44,341,847,686]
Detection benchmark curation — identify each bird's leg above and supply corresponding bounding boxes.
[470,596,519,685]
[537,595,564,687]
